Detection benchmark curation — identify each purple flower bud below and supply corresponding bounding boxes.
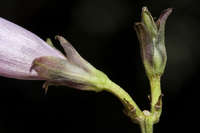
[134,7,172,79]
[0,17,110,93]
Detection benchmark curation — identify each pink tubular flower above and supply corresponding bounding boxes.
[0,17,110,93]
[0,17,65,80]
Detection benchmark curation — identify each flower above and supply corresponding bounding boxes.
[134,7,172,79]
[0,17,110,93]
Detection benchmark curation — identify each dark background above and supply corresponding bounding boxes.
[0,0,199,132]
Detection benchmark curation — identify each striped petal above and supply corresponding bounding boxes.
[0,17,65,80]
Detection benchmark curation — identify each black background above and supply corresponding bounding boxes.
[0,0,199,133]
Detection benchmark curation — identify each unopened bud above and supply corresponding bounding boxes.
[134,7,172,79]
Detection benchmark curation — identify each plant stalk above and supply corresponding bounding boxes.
[139,116,153,133]
[149,76,162,123]
[104,80,144,122]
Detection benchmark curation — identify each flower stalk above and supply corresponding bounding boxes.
[139,111,154,133]
[150,76,162,123]
[103,80,144,123]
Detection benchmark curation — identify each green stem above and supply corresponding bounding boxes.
[139,117,153,133]
[149,76,162,123]
[140,123,146,133]
[103,77,162,132]
[149,76,161,111]
[104,81,144,121]
[138,76,162,133]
